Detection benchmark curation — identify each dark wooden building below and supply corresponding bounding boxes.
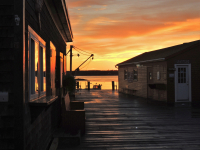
[0,0,73,149]
[116,40,200,105]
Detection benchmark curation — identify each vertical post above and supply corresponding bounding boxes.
[88,81,90,90]
[65,44,67,74]
[70,45,73,73]
[112,81,115,90]
[77,81,79,89]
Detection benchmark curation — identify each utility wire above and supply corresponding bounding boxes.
[73,46,91,55]
[73,46,91,54]
[73,48,90,56]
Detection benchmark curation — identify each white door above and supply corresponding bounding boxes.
[175,65,191,102]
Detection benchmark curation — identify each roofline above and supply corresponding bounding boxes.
[62,0,73,40]
[116,58,165,66]
[165,40,200,60]
[44,0,73,42]
[116,40,200,67]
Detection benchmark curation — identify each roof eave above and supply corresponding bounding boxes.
[116,58,165,66]
[60,0,73,42]
[45,0,73,42]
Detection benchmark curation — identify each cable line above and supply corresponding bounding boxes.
[73,46,91,55]
[73,48,90,56]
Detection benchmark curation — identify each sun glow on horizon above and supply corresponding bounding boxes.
[66,0,200,71]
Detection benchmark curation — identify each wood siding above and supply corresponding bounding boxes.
[118,61,167,101]
[167,43,200,103]
[24,0,67,149]
[118,65,148,98]
[0,0,68,149]
[0,2,16,149]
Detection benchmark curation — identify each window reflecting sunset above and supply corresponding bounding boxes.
[35,41,39,92]
[43,47,46,91]
[50,42,56,97]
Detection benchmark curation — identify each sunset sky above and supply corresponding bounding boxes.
[66,0,200,71]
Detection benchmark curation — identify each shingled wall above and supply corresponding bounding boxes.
[0,1,16,149]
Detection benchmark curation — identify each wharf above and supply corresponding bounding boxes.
[56,90,200,150]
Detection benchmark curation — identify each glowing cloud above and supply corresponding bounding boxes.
[66,0,200,70]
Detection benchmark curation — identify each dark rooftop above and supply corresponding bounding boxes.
[117,40,200,66]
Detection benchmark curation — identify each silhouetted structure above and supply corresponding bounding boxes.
[75,70,118,76]
[116,40,200,105]
[0,0,73,149]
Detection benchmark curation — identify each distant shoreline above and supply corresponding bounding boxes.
[73,70,118,76]
[75,75,118,76]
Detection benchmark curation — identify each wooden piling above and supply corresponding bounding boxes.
[88,81,90,90]
[112,81,114,90]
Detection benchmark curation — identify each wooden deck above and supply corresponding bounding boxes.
[57,90,200,150]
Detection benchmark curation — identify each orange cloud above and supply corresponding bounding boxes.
[67,0,200,70]
[66,0,112,7]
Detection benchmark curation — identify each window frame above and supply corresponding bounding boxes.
[124,69,128,80]
[149,72,152,80]
[133,69,138,81]
[157,71,160,80]
[28,26,46,101]
[39,43,46,96]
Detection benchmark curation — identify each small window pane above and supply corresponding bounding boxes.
[43,48,46,91]
[124,70,128,80]
[149,72,152,80]
[40,46,43,91]
[31,39,35,94]
[35,42,39,92]
[133,70,138,80]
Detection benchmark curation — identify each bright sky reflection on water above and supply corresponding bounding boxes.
[75,75,118,90]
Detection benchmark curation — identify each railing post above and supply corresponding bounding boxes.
[88,81,90,90]
[112,81,114,90]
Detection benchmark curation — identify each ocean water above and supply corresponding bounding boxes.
[74,76,118,90]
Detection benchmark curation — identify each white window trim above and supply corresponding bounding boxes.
[39,43,46,96]
[28,26,46,101]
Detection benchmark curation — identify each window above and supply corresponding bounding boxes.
[50,42,56,97]
[64,54,66,74]
[29,26,46,100]
[178,68,186,83]
[157,71,160,80]
[124,70,128,80]
[133,69,138,81]
[149,72,152,80]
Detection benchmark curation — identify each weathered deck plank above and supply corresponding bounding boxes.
[57,90,200,150]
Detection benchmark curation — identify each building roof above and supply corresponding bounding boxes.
[45,0,73,42]
[117,40,200,66]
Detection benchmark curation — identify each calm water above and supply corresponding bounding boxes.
[75,76,118,90]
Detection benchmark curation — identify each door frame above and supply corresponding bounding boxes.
[174,64,192,102]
